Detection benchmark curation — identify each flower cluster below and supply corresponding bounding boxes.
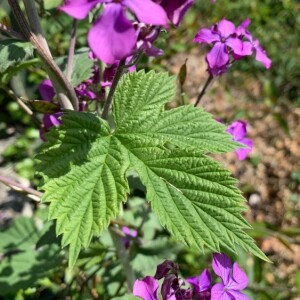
[133,253,250,300]
[194,18,271,76]
[60,0,194,64]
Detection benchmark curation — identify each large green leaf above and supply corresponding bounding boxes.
[120,138,266,260]
[36,112,130,266]
[37,70,268,265]
[114,71,238,153]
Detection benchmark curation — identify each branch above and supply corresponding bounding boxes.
[8,0,79,111]
[23,0,51,56]
[0,174,42,201]
[0,23,24,40]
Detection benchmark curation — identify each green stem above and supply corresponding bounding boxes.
[194,74,214,107]
[101,58,126,119]
[66,19,77,81]
[109,227,136,291]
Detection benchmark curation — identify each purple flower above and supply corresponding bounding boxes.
[136,24,164,57]
[235,19,272,69]
[154,260,192,300]
[194,19,251,76]
[211,253,250,300]
[226,120,253,160]
[39,79,55,101]
[154,260,178,280]
[121,226,138,248]
[38,80,62,140]
[187,269,212,299]
[156,0,194,26]
[133,276,159,300]
[60,0,167,64]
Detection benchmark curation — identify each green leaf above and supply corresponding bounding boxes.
[114,71,238,153]
[0,216,41,251]
[0,39,33,73]
[0,217,62,295]
[55,48,93,87]
[37,70,269,265]
[36,112,130,266]
[119,137,267,261]
[43,0,63,9]
[23,99,61,114]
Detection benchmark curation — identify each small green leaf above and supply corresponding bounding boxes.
[43,0,63,9]
[178,58,187,86]
[22,99,61,114]
[55,48,93,87]
[0,39,33,73]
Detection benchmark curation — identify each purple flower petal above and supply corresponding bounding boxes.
[206,42,229,69]
[227,262,249,290]
[235,137,252,160]
[186,277,199,291]
[43,113,62,130]
[133,276,159,300]
[122,226,138,238]
[236,18,251,36]
[199,269,212,291]
[226,120,247,141]
[212,253,232,286]
[226,37,245,56]
[254,42,272,69]
[211,283,231,300]
[194,28,220,44]
[217,19,236,37]
[161,274,177,300]
[88,4,136,64]
[39,79,54,101]
[123,0,167,26]
[160,0,194,27]
[227,289,251,300]
[187,269,212,293]
[60,0,101,19]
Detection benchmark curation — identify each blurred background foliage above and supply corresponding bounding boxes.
[0,0,299,299]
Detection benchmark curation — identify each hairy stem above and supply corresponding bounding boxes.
[101,58,126,119]
[109,227,136,291]
[8,0,79,111]
[194,74,214,107]
[0,174,42,201]
[23,0,51,56]
[66,19,77,81]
